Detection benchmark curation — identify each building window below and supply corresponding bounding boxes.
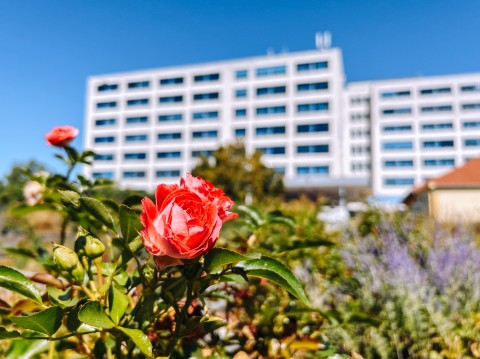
[126,116,148,124]
[257,147,285,155]
[256,65,286,77]
[192,130,218,139]
[235,109,247,118]
[297,82,328,92]
[463,121,480,128]
[159,113,182,122]
[421,105,452,112]
[422,122,453,130]
[128,81,150,89]
[156,170,181,178]
[297,102,329,112]
[256,86,286,96]
[255,126,286,135]
[94,136,115,143]
[157,151,181,159]
[97,84,118,92]
[160,77,184,85]
[235,128,246,137]
[351,145,371,154]
[351,97,369,105]
[94,154,114,161]
[158,132,182,140]
[124,153,146,160]
[125,134,147,142]
[235,89,247,98]
[123,171,145,179]
[96,101,117,109]
[384,178,414,186]
[460,85,480,92]
[296,166,329,174]
[423,140,454,148]
[235,70,248,79]
[419,87,451,95]
[384,160,414,168]
[383,125,412,132]
[95,119,116,126]
[297,144,329,153]
[127,98,149,106]
[382,107,411,115]
[424,159,454,166]
[383,141,413,150]
[193,92,219,101]
[296,61,328,72]
[93,171,114,179]
[256,106,286,115]
[192,150,214,158]
[194,73,220,82]
[297,123,329,133]
[465,139,480,147]
[462,103,480,110]
[159,95,183,104]
[380,90,410,98]
[192,111,219,120]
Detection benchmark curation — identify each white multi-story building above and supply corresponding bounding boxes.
[84,41,480,201]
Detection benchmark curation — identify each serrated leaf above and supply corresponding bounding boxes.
[239,257,310,306]
[203,248,251,273]
[0,327,21,339]
[117,327,153,358]
[119,205,142,242]
[0,266,42,303]
[11,307,64,336]
[109,286,129,324]
[78,301,116,329]
[79,197,115,231]
[47,286,78,308]
[58,190,80,207]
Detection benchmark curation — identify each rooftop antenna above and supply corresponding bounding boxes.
[315,32,324,50]
[316,31,332,50]
[266,47,275,55]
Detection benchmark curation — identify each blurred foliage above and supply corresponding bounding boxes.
[191,142,284,204]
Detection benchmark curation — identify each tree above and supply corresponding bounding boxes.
[191,142,283,203]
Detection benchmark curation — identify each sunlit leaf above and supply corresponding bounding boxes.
[47,286,78,308]
[203,248,251,273]
[11,307,64,336]
[0,266,42,303]
[109,286,129,324]
[117,327,153,358]
[79,197,115,231]
[119,205,142,242]
[78,301,116,329]
[0,327,21,340]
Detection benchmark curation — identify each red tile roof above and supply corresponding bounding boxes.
[403,158,480,204]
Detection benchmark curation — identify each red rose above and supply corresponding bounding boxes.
[140,174,238,269]
[45,126,79,147]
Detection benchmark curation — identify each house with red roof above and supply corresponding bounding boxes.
[403,158,480,222]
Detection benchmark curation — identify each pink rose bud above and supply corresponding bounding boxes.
[45,125,79,147]
[140,174,238,269]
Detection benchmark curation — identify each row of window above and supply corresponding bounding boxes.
[382,138,480,150]
[92,164,329,181]
[380,84,480,99]
[382,103,480,115]
[382,120,480,133]
[97,61,330,93]
[383,158,455,168]
[235,82,329,98]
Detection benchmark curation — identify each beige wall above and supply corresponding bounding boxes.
[429,188,480,223]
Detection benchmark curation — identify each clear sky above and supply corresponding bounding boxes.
[1,0,479,178]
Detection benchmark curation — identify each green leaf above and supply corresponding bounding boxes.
[66,300,87,331]
[79,197,115,231]
[47,286,78,308]
[11,307,64,336]
[0,327,21,339]
[239,257,310,306]
[5,338,49,359]
[236,205,264,227]
[78,301,116,329]
[266,212,296,230]
[58,190,80,207]
[109,286,129,324]
[0,265,42,303]
[203,248,251,273]
[119,205,142,242]
[3,247,36,259]
[117,327,153,358]
[278,237,335,253]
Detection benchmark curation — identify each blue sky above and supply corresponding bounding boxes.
[1,0,479,178]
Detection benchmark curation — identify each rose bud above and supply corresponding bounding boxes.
[70,262,85,284]
[45,125,79,147]
[140,173,238,269]
[84,236,105,259]
[52,245,79,271]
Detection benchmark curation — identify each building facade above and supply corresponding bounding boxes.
[84,45,480,201]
